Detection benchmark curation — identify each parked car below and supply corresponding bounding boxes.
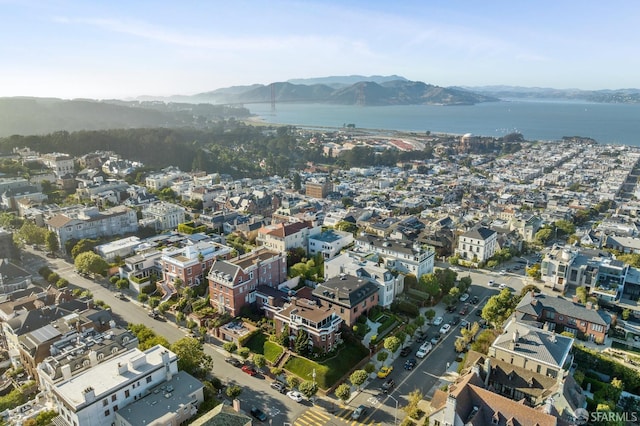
[488,280,496,287]
[459,293,470,302]
[499,283,507,290]
[476,307,484,316]
[459,304,469,315]
[470,296,480,304]
[430,334,441,345]
[432,316,444,326]
[400,346,412,357]
[250,407,268,422]
[270,381,286,393]
[377,366,393,378]
[241,365,258,376]
[416,342,433,358]
[352,405,367,420]
[116,292,127,300]
[460,319,470,329]
[381,378,395,393]
[450,316,460,325]
[286,390,304,402]
[439,324,452,334]
[225,358,242,368]
[446,304,458,313]
[416,332,427,343]
[404,358,417,370]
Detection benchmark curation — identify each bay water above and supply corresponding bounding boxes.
[247,100,640,146]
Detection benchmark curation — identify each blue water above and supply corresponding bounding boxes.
[247,100,640,146]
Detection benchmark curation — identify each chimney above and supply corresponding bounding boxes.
[444,394,457,422]
[232,398,241,413]
[483,358,491,387]
[117,362,128,375]
[161,350,172,381]
[586,301,592,310]
[61,364,72,380]
[89,350,98,367]
[83,387,96,403]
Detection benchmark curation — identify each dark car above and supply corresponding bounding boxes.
[470,296,479,305]
[459,304,469,315]
[450,316,460,325]
[381,378,395,393]
[250,407,268,422]
[400,346,412,357]
[446,304,457,313]
[352,405,367,420]
[404,358,417,370]
[476,307,484,316]
[225,357,242,368]
[415,332,427,343]
[148,310,161,320]
[116,292,127,300]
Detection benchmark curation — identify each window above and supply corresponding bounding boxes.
[102,399,108,407]
[187,267,192,275]
[113,405,118,412]
[125,390,130,398]
[558,315,564,321]
[111,395,117,402]
[146,376,152,383]
[536,365,541,373]
[104,410,110,417]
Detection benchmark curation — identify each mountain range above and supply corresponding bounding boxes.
[461,85,640,104]
[190,78,497,106]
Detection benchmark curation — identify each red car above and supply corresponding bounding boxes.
[241,365,257,376]
[459,304,469,315]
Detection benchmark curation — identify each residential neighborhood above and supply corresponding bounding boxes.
[0,131,640,426]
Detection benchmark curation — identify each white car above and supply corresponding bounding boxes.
[499,283,507,290]
[488,280,496,287]
[439,324,451,334]
[432,316,444,326]
[416,342,433,358]
[286,390,304,402]
[459,293,470,302]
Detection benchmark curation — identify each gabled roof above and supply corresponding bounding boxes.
[313,274,379,307]
[462,226,496,241]
[516,292,608,327]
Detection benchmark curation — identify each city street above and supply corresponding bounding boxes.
[20,248,309,424]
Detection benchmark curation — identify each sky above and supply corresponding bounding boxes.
[1,0,638,99]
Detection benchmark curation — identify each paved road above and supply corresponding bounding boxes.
[20,248,309,424]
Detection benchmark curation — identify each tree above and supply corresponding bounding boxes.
[237,347,250,360]
[414,316,425,330]
[292,172,302,191]
[520,284,541,297]
[534,228,552,245]
[45,231,59,254]
[223,342,237,355]
[425,309,436,322]
[71,238,98,258]
[56,278,69,288]
[137,293,149,304]
[455,337,467,353]
[299,380,318,399]
[419,273,441,299]
[364,363,375,374]
[116,278,129,290]
[576,286,588,304]
[622,309,631,321]
[170,337,213,377]
[253,354,266,369]
[482,289,517,327]
[377,351,389,363]
[384,336,402,353]
[403,389,423,419]
[459,276,472,292]
[449,287,461,298]
[527,263,541,279]
[335,383,351,403]
[294,329,309,355]
[350,370,368,389]
[226,384,242,400]
[287,375,300,389]
[157,301,170,314]
[471,329,499,354]
[74,251,108,275]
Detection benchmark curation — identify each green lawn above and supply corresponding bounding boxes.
[244,332,284,363]
[284,344,369,389]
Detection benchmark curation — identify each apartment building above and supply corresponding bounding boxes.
[207,247,287,316]
[312,274,379,326]
[140,201,186,232]
[455,226,498,263]
[355,234,435,278]
[256,220,321,253]
[308,229,353,260]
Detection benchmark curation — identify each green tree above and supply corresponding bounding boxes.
[335,383,351,403]
[299,380,318,399]
[237,347,250,360]
[527,263,541,279]
[45,231,59,254]
[226,384,242,399]
[116,278,129,290]
[576,286,588,304]
[294,329,309,355]
[622,309,631,321]
[425,309,436,322]
[364,363,375,374]
[377,351,389,363]
[223,342,237,355]
[349,370,368,389]
[56,278,69,288]
[253,354,266,369]
[384,336,402,353]
[459,276,472,292]
[127,323,170,350]
[71,238,98,258]
[534,228,553,244]
[137,293,149,304]
[482,289,517,327]
[403,389,423,419]
[287,375,300,389]
[555,220,576,237]
[455,337,467,353]
[471,329,499,354]
[292,172,302,191]
[170,337,213,377]
[74,251,108,275]
[419,273,441,300]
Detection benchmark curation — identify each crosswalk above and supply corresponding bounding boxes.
[293,408,382,426]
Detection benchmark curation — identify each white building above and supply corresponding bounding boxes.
[455,227,498,263]
[308,229,353,260]
[354,234,435,278]
[324,252,403,308]
[40,153,75,178]
[38,345,203,426]
[141,202,186,231]
[256,221,321,254]
[46,206,139,248]
[95,237,141,261]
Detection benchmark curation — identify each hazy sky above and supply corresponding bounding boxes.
[1,0,638,99]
